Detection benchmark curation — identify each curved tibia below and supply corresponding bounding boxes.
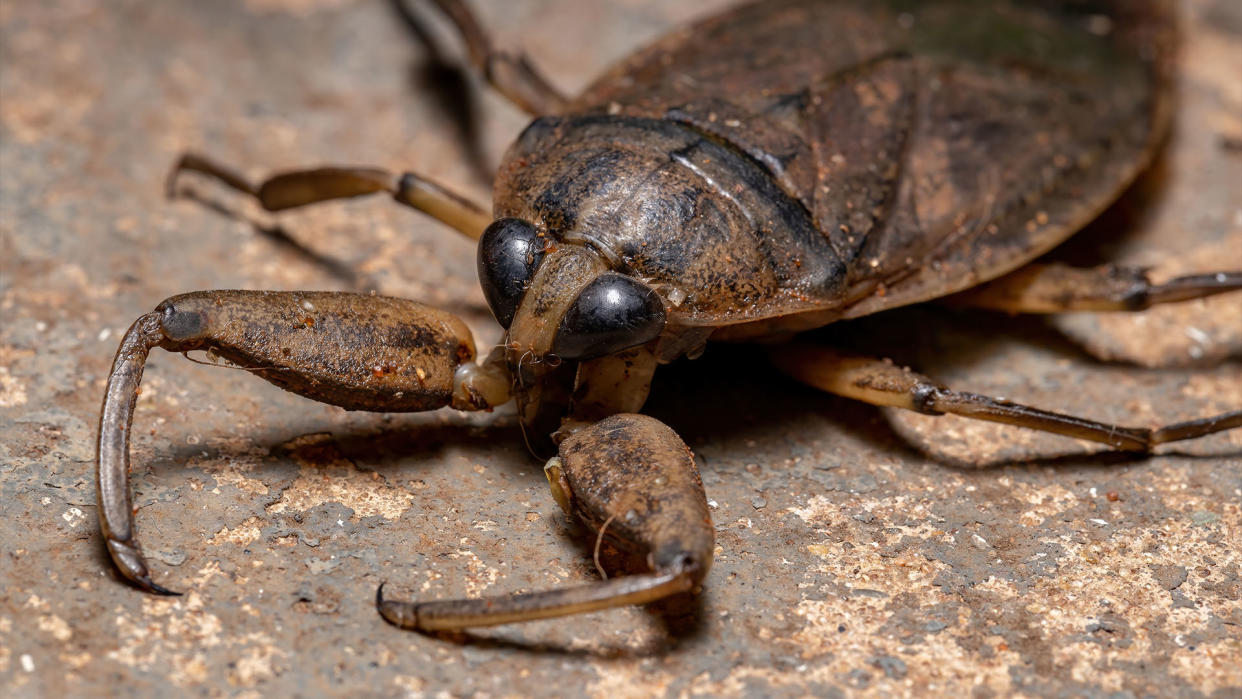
[377,570,695,631]
[96,314,179,594]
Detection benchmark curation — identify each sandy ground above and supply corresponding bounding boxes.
[1,0,1239,695]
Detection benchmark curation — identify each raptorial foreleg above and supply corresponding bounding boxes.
[98,290,510,594]
[377,414,714,630]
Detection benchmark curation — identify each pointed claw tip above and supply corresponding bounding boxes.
[375,583,420,630]
[141,578,182,596]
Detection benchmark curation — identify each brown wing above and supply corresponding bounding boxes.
[570,0,1175,330]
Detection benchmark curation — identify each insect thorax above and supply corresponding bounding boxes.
[493,114,848,325]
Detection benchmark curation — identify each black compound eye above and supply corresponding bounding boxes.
[478,218,545,328]
[552,273,666,360]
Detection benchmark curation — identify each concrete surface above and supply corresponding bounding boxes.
[1,0,1240,696]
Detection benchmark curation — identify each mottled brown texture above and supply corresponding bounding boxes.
[2,0,1240,695]
[151,290,475,412]
[556,414,714,578]
[129,0,1226,471]
[556,0,1176,332]
[374,414,710,630]
[495,113,845,323]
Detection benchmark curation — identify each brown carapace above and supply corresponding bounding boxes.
[99,0,1241,631]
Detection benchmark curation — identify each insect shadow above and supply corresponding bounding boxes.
[389,0,494,186]
[164,182,373,292]
[141,414,707,655]
[648,310,1242,470]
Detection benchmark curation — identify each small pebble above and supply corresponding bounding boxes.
[152,549,187,566]
[1190,510,1219,526]
[870,656,907,680]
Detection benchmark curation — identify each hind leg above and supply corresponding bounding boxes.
[419,0,568,115]
[949,263,1242,313]
[951,262,1242,368]
[769,344,1241,453]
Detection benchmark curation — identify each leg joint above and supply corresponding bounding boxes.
[911,383,945,415]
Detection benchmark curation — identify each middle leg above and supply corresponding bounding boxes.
[167,152,493,239]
